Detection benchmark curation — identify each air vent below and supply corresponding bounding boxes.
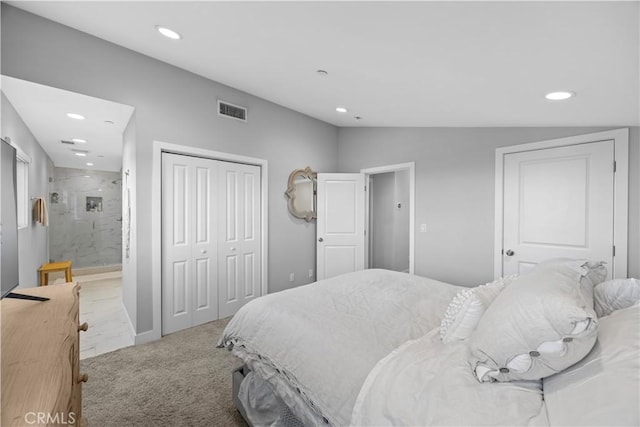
[218,100,247,122]
[61,140,75,145]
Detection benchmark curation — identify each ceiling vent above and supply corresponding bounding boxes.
[218,100,247,122]
[61,139,75,145]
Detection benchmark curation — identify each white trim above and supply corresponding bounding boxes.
[121,300,137,343]
[134,329,156,345]
[360,162,415,275]
[150,140,268,341]
[494,128,629,279]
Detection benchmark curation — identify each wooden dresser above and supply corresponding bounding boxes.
[1,283,88,426]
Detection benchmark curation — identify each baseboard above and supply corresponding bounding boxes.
[122,301,137,343]
[135,329,161,345]
[73,264,122,276]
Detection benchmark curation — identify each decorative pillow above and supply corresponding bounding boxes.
[543,303,640,426]
[439,275,515,343]
[468,259,603,382]
[594,278,640,317]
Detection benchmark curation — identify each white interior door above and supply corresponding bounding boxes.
[218,162,261,318]
[162,153,218,335]
[316,173,365,280]
[502,140,614,277]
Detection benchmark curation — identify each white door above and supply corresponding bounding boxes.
[502,140,614,277]
[162,153,218,334]
[316,173,366,280]
[218,162,261,318]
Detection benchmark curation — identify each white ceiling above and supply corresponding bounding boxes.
[2,76,134,172]
[5,1,640,128]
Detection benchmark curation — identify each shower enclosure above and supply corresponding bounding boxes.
[49,167,122,269]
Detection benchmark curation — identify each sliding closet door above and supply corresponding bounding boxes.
[218,162,261,318]
[162,153,218,335]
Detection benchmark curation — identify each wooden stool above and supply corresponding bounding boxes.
[38,261,73,286]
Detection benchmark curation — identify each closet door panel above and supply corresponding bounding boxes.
[190,158,218,326]
[162,153,218,334]
[219,163,261,318]
[162,154,193,334]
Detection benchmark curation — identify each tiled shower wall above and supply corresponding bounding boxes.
[49,167,122,268]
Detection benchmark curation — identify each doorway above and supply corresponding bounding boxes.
[368,171,410,272]
[362,162,415,274]
[315,163,415,280]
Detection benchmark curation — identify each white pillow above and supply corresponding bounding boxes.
[594,278,640,317]
[439,275,515,343]
[543,303,640,426]
[468,259,602,382]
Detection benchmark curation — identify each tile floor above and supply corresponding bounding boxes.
[53,270,134,359]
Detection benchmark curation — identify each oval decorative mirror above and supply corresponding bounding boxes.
[285,167,317,222]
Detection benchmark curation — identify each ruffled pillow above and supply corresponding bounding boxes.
[594,278,640,317]
[439,275,515,343]
[468,259,604,382]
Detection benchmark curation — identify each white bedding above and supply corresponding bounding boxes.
[218,269,463,426]
[351,329,548,426]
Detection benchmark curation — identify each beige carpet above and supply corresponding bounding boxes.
[81,317,247,427]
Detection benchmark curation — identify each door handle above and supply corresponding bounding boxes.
[318,237,324,242]
[505,249,515,257]
[201,249,207,254]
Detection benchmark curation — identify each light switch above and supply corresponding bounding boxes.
[420,223,427,233]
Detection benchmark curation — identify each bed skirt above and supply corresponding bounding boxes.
[233,364,305,427]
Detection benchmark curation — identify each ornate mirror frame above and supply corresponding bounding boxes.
[285,166,317,222]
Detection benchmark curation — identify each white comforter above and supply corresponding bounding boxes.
[351,329,548,426]
[219,269,463,426]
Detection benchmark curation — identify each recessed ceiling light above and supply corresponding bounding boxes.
[545,91,575,101]
[86,162,94,166]
[336,107,348,113]
[74,153,87,157]
[66,113,85,120]
[72,138,87,143]
[156,25,182,40]
[83,175,91,178]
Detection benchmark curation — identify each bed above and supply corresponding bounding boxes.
[218,261,640,426]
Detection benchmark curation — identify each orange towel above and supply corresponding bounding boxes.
[33,197,48,226]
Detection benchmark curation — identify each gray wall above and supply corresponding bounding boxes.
[49,167,122,268]
[1,93,54,288]
[338,127,640,286]
[1,5,339,333]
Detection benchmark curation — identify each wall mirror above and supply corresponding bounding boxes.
[285,167,317,222]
